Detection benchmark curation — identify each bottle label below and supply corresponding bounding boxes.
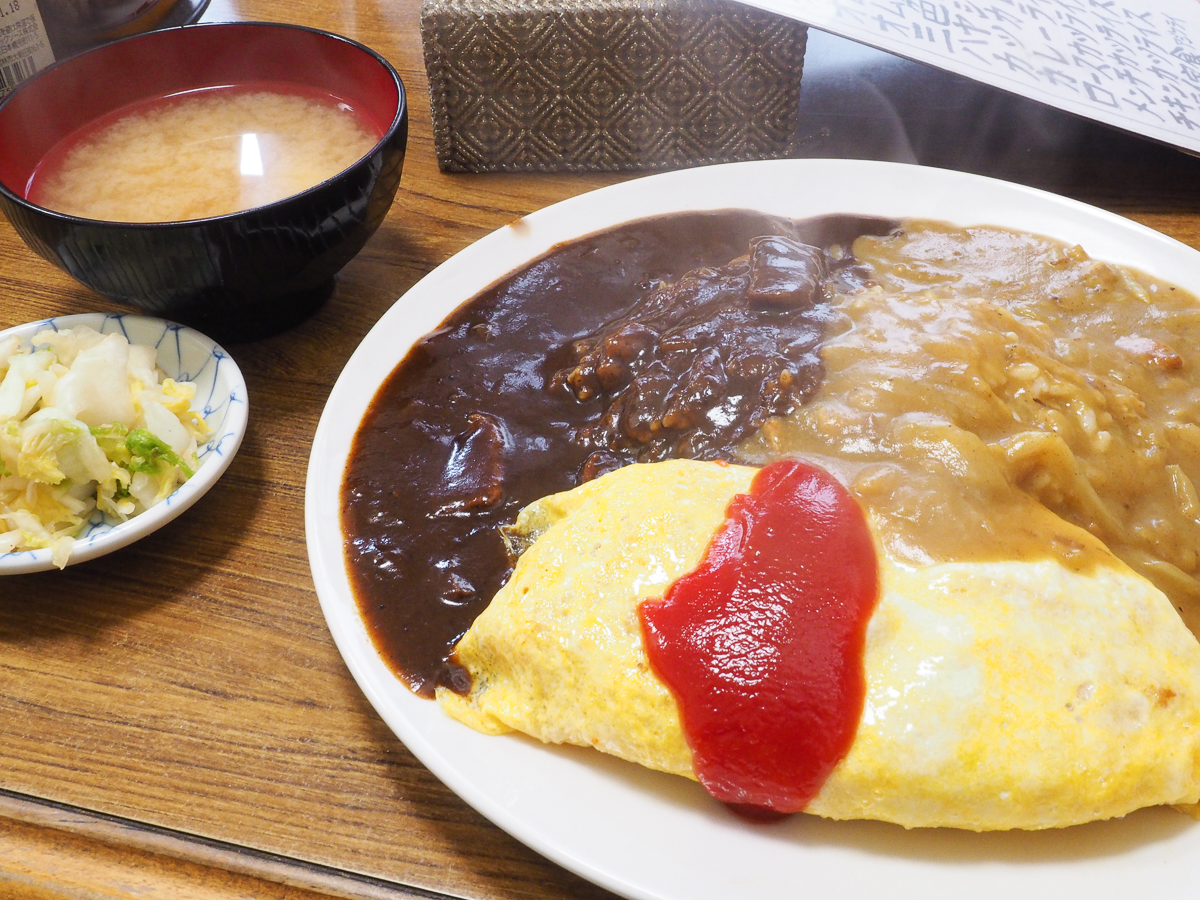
[0,0,54,98]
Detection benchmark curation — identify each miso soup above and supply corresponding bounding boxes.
[27,83,381,223]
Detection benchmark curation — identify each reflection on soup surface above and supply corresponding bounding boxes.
[29,83,380,222]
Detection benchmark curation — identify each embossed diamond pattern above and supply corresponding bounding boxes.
[422,0,806,172]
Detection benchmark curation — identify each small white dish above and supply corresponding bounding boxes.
[0,312,248,574]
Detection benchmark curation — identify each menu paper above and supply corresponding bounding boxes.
[740,0,1200,154]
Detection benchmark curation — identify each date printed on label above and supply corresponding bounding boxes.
[0,0,54,98]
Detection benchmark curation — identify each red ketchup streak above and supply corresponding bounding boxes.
[638,459,879,814]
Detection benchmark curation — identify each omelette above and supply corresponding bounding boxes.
[438,458,1200,830]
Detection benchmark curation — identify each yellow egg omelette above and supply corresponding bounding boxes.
[438,459,1200,830]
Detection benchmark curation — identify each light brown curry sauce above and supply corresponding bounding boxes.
[742,219,1200,633]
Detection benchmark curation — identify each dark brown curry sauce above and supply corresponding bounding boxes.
[341,211,896,696]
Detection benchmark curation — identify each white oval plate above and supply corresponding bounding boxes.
[0,312,248,574]
[306,159,1200,900]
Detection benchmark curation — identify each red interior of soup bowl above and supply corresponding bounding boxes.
[0,21,403,200]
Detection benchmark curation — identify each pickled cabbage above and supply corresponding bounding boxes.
[0,326,210,567]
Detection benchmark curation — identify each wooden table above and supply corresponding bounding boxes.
[4,1,1200,898]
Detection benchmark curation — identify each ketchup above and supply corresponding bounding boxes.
[638,459,879,813]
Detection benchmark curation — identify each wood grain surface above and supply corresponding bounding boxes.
[4,0,1200,898]
[0,1,621,897]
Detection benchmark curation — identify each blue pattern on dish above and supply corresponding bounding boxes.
[0,313,248,571]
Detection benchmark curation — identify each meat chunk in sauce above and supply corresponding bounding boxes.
[553,236,831,475]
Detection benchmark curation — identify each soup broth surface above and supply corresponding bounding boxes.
[28,83,381,223]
